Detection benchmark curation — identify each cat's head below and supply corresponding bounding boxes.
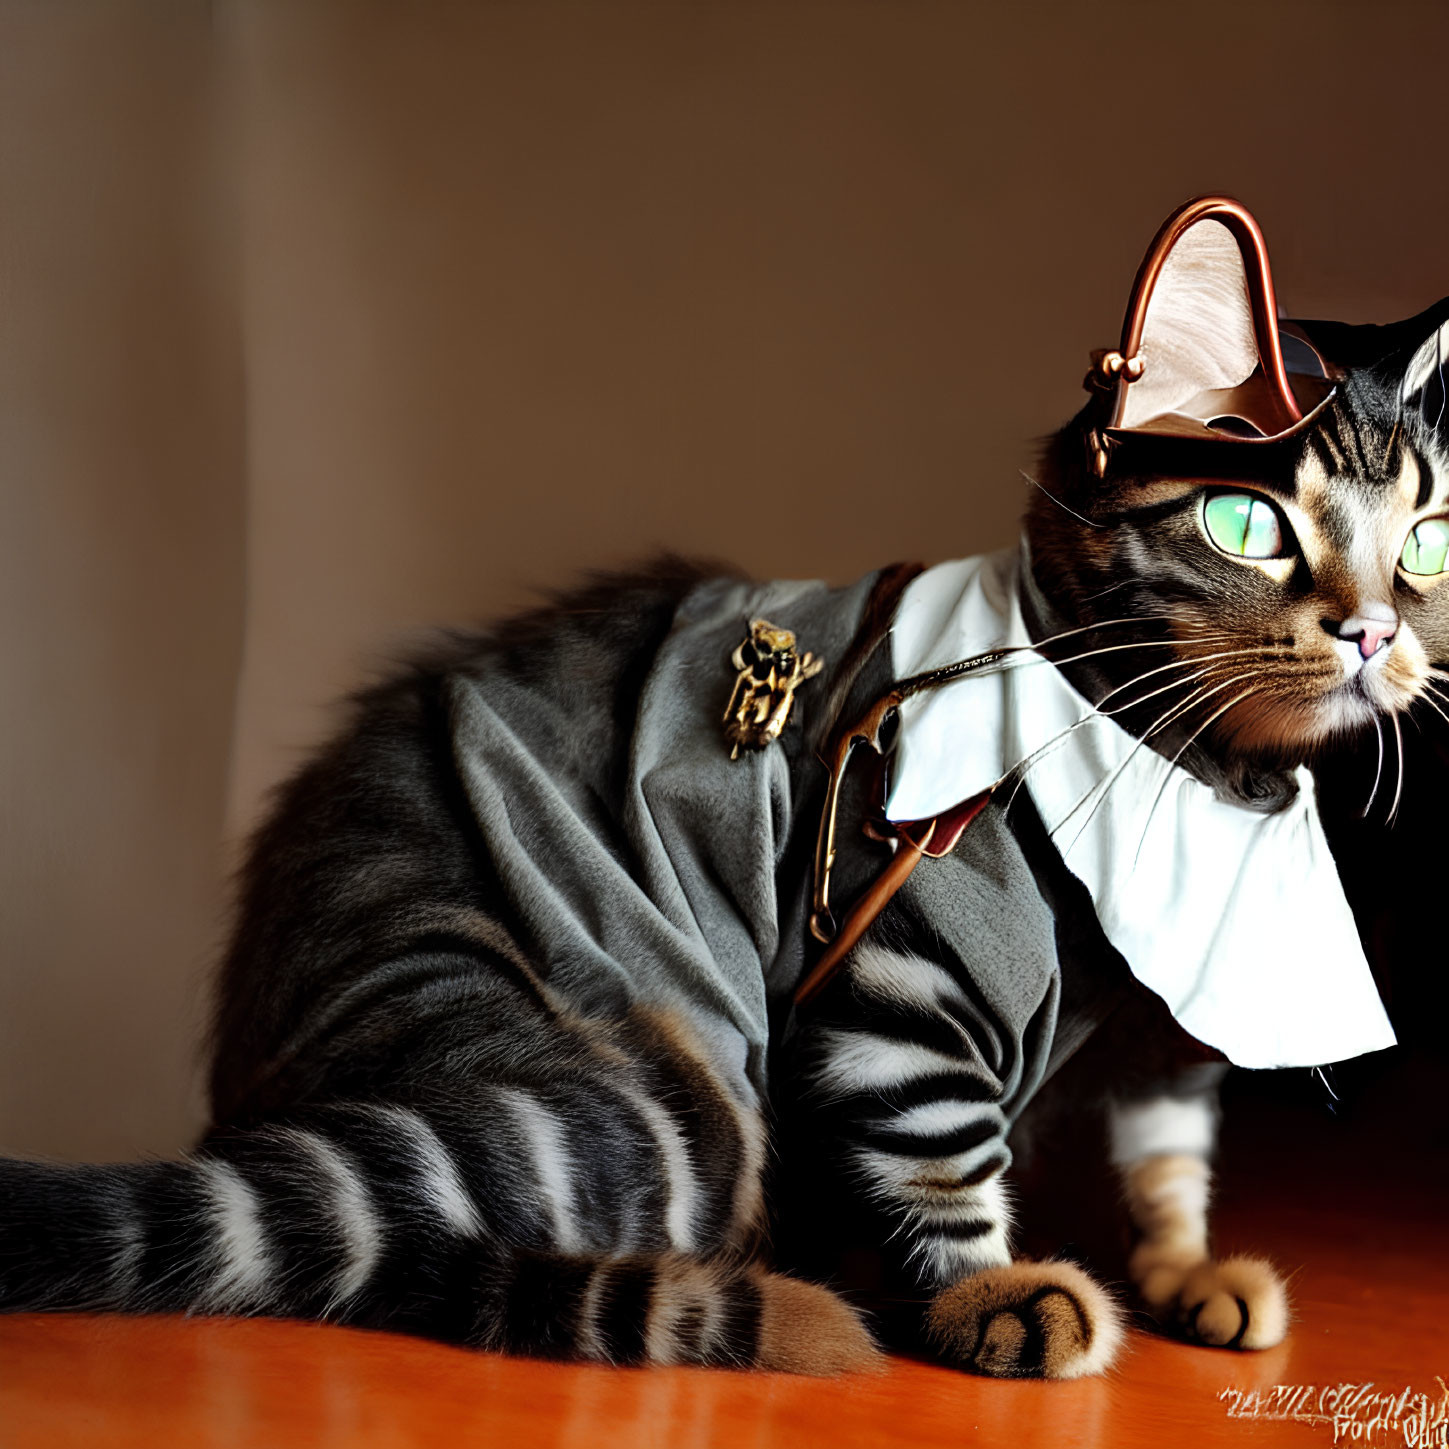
[1028,197,1449,772]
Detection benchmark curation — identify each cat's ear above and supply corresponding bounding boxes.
[1400,317,1449,441]
[1118,218,1261,430]
[1088,198,1334,476]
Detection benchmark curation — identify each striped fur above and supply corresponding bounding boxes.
[0,567,873,1371]
[0,1158,866,1372]
[793,936,1123,1379]
[805,943,1015,1290]
[0,1016,873,1370]
[8,275,1445,1379]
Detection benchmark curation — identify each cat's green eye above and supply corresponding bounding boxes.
[1400,518,1449,576]
[1202,493,1284,559]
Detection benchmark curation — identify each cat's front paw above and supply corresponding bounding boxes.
[926,1260,1124,1379]
[1132,1250,1289,1350]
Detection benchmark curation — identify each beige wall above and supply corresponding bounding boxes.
[0,2,243,1158]
[7,0,1449,1157]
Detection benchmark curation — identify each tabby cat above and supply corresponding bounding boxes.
[2,198,1441,1379]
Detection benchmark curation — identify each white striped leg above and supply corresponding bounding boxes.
[854,1135,1013,1288]
[808,943,1015,1290]
[1109,1087,1220,1289]
[1109,1085,1289,1350]
[800,943,1132,1379]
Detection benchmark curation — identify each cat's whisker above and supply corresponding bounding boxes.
[1012,614,1189,654]
[902,632,1243,700]
[895,613,1230,699]
[1415,680,1449,743]
[1024,610,1243,653]
[1415,686,1449,733]
[1031,624,1238,658]
[1363,716,1386,821]
[992,651,1255,805]
[1128,677,1269,874]
[997,714,1113,813]
[1420,676,1449,713]
[995,649,1281,822]
[1052,671,1253,858]
[994,666,1229,814]
[1099,660,1247,717]
[1027,616,1155,643]
[1094,648,1291,715]
[999,739,1074,816]
[1388,711,1405,826]
[1077,578,1136,607]
[1019,468,1108,529]
[912,637,1274,797]
[1045,680,1227,858]
[1033,636,1252,674]
[960,633,1291,856]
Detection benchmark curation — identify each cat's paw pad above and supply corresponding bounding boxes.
[1135,1252,1288,1350]
[926,1260,1124,1379]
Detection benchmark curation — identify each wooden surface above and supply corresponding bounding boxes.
[3,1070,1446,1448]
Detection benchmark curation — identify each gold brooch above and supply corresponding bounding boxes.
[723,619,823,759]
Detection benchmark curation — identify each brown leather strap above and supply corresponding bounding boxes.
[799,567,1014,1008]
[809,655,1014,946]
[812,561,924,749]
[794,788,992,1008]
[916,788,992,858]
[809,688,902,944]
[795,820,934,1008]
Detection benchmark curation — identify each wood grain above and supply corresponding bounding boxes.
[4,1062,1445,1447]
[2,1169,1444,1449]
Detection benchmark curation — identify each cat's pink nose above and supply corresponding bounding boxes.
[1354,620,1398,659]
[1322,610,1398,660]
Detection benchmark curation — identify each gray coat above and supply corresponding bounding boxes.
[445,566,1128,1119]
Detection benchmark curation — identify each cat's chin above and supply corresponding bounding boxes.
[1211,686,1398,763]
[1319,666,1428,744]
[1313,686,1392,744]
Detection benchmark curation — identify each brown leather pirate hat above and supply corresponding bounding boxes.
[1082,194,1449,479]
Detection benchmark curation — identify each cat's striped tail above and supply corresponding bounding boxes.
[0,1138,877,1375]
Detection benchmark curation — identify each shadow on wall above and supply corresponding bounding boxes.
[4,0,1449,1157]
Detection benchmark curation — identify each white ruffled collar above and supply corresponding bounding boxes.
[884,547,1396,1070]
